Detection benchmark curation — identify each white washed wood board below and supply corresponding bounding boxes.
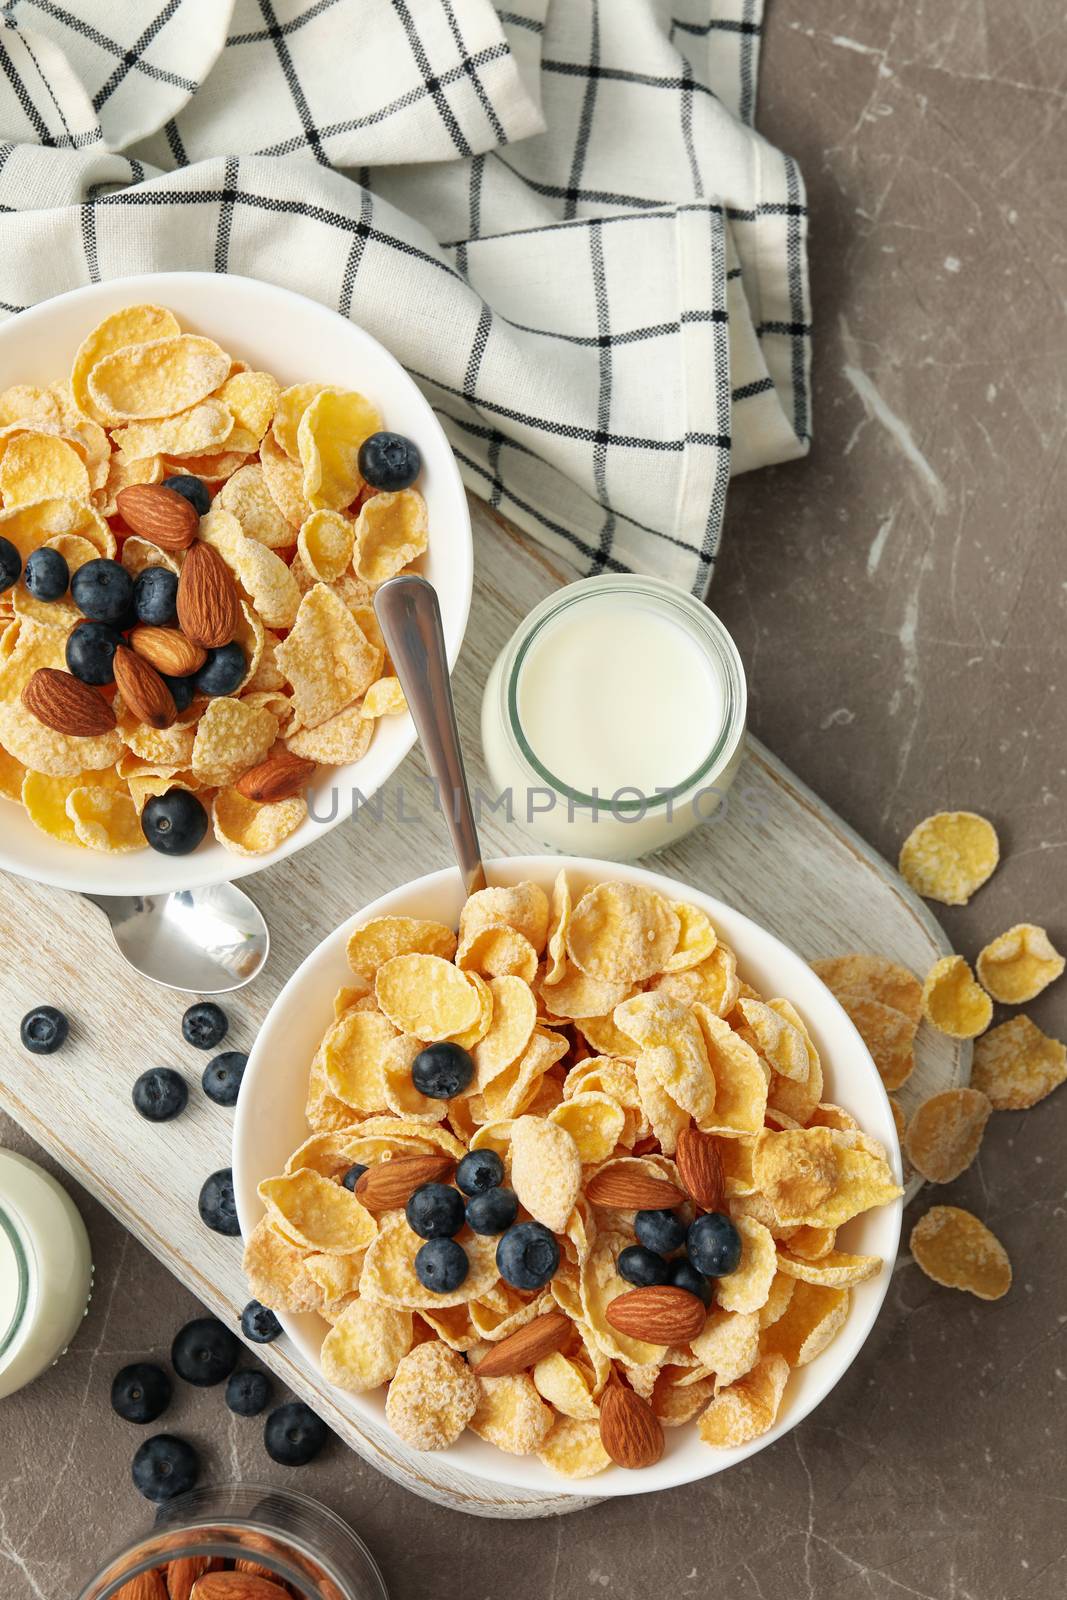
[0,500,963,1518]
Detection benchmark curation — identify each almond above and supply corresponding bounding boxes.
[117,483,200,551]
[113,645,177,729]
[235,751,316,804]
[177,541,239,649]
[167,1557,223,1600]
[114,1572,168,1600]
[472,1311,572,1378]
[605,1285,707,1345]
[598,1379,664,1469]
[354,1153,454,1213]
[584,1167,682,1211]
[22,667,116,736]
[675,1125,724,1212]
[131,625,207,678]
[191,1577,291,1600]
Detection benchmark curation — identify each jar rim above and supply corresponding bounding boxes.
[0,1203,31,1362]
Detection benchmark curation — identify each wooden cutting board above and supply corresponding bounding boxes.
[0,500,963,1517]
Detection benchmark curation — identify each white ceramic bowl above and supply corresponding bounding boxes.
[0,273,472,894]
[234,856,903,1501]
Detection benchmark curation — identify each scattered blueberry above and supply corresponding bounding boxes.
[24,546,69,601]
[162,672,195,712]
[132,1067,188,1122]
[496,1221,560,1291]
[194,641,246,697]
[465,1185,518,1236]
[405,1181,465,1240]
[686,1212,743,1278]
[358,431,421,492]
[142,789,208,856]
[241,1300,282,1344]
[172,1316,240,1385]
[411,1041,473,1100]
[634,1208,687,1256]
[133,566,179,626]
[20,1004,69,1055]
[111,1362,172,1425]
[202,1050,247,1107]
[0,536,21,592]
[162,474,211,517]
[131,1434,200,1502]
[617,1245,671,1288]
[455,1148,504,1196]
[198,1167,241,1236]
[71,557,133,626]
[264,1401,328,1467]
[182,1000,228,1051]
[66,620,124,685]
[225,1368,272,1417]
[341,1163,367,1192]
[668,1258,713,1305]
[414,1236,469,1293]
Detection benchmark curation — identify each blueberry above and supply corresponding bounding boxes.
[405,1181,465,1240]
[132,1067,188,1122]
[465,1185,518,1236]
[182,1000,228,1051]
[198,1167,241,1235]
[162,672,195,712]
[226,1368,272,1417]
[134,566,179,626]
[131,1433,199,1502]
[264,1400,328,1467]
[66,620,124,685]
[111,1362,172,1424]
[162,474,211,517]
[0,536,21,592]
[358,431,422,492]
[668,1258,713,1305]
[172,1315,240,1385]
[20,1004,69,1054]
[496,1222,559,1291]
[411,1041,473,1100]
[686,1212,742,1278]
[634,1208,686,1255]
[202,1050,247,1107]
[617,1245,671,1288]
[455,1148,504,1196]
[142,789,208,855]
[194,641,246,697]
[24,547,69,601]
[414,1236,469,1293]
[71,557,133,625]
[341,1163,367,1192]
[241,1300,282,1344]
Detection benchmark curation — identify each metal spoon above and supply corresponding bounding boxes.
[83,883,270,994]
[374,574,486,897]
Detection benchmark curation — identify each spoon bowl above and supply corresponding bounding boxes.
[84,884,270,993]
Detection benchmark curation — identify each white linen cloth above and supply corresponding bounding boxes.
[0,0,811,593]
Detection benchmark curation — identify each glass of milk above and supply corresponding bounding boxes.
[0,1148,93,1400]
[481,575,746,859]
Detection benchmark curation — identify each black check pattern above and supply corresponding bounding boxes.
[0,0,810,595]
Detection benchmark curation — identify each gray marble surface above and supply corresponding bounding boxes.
[3,2,1066,1596]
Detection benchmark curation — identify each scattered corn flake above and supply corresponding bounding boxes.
[0,742,26,801]
[66,785,144,852]
[353,487,428,585]
[375,952,482,1042]
[971,1014,1067,1110]
[298,508,354,585]
[715,1214,777,1314]
[910,1205,1011,1300]
[70,303,180,422]
[536,1414,611,1478]
[567,881,680,985]
[87,334,231,422]
[696,1353,790,1448]
[470,1373,553,1455]
[922,955,993,1039]
[760,1282,851,1367]
[110,398,234,461]
[299,388,382,511]
[836,994,916,1091]
[272,382,326,460]
[510,1113,582,1232]
[899,810,999,906]
[0,432,90,505]
[579,1010,639,1061]
[320,1299,413,1393]
[218,461,295,548]
[811,953,922,1024]
[904,1087,991,1183]
[361,676,407,719]
[163,447,249,482]
[276,584,382,730]
[385,1339,479,1450]
[212,788,306,856]
[242,1217,323,1315]
[258,1168,376,1255]
[347,915,457,984]
[975,923,1065,1005]
[776,1248,881,1288]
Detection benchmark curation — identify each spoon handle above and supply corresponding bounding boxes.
[373,574,486,898]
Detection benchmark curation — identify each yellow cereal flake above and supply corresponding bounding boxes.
[690,1308,760,1389]
[272,382,327,460]
[775,1249,881,1288]
[456,922,539,984]
[510,1113,582,1233]
[532,1352,599,1421]
[66,785,145,852]
[899,810,999,905]
[362,1212,499,1310]
[568,881,680,984]
[549,1093,625,1166]
[218,461,294,548]
[258,1169,376,1255]
[375,952,482,1042]
[347,916,457,984]
[214,369,280,447]
[737,997,810,1081]
[191,696,278,787]
[212,788,306,855]
[70,303,180,422]
[910,1206,1011,1300]
[0,432,90,505]
[811,953,922,1024]
[242,1217,323,1315]
[297,508,354,584]
[361,676,407,719]
[836,994,916,1091]
[537,1414,612,1478]
[921,955,993,1039]
[110,398,234,461]
[543,868,572,984]
[87,335,231,422]
[975,924,1065,1005]
[696,1354,790,1448]
[971,1015,1067,1110]
[459,881,550,953]
[276,584,382,729]
[286,699,374,765]
[904,1087,991,1184]
[260,427,314,525]
[760,1282,851,1367]
[385,1340,479,1450]
[299,388,382,511]
[472,975,537,1089]
[470,1373,553,1455]
[353,488,428,585]
[320,1299,413,1393]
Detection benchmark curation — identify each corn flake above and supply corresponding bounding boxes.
[87,334,230,422]
[71,303,180,422]
[691,1308,760,1388]
[761,1282,851,1367]
[904,1087,991,1183]
[299,388,382,511]
[971,1014,1067,1110]
[537,1414,611,1478]
[66,785,144,852]
[276,584,382,729]
[568,882,680,984]
[899,810,999,905]
[298,508,354,584]
[258,1169,376,1255]
[353,488,428,585]
[375,952,481,1042]
[218,462,294,548]
[975,923,1065,1005]
[922,955,993,1039]
[697,1353,790,1448]
[470,1374,553,1455]
[837,994,916,1091]
[0,433,90,505]
[321,1299,413,1393]
[811,953,922,1024]
[192,696,277,787]
[347,916,457,984]
[910,1205,1011,1300]
[510,1113,582,1232]
[385,1339,479,1450]
[361,676,407,719]
[242,1217,322,1315]
[212,788,306,855]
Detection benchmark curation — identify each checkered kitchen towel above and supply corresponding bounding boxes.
[0,0,810,594]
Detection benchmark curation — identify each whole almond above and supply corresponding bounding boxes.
[236,752,316,804]
[177,541,239,649]
[472,1311,572,1378]
[605,1285,707,1345]
[114,645,177,729]
[114,1572,168,1600]
[167,1557,223,1600]
[354,1153,454,1213]
[598,1379,664,1470]
[584,1167,683,1211]
[675,1125,724,1212]
[131,625,207,678]
[192,1576,291,1600]
[117,483,200,551]
[22,667,116,736]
